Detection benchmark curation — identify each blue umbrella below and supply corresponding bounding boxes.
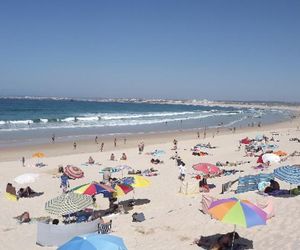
[274,165,300,185]
[58,233,128,250]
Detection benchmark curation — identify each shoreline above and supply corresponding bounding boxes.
[1,114,299,162]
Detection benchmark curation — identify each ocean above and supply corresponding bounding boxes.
[0,98,292,147]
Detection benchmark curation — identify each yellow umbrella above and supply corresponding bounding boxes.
[131,176,150,188]
[32,152,45,158]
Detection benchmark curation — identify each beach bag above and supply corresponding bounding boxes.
[132,212,145,222]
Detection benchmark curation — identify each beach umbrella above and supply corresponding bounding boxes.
[65,165,84,179]
[262,153,280,164]
[72,182,115,196]
[192,163,221,176]
[58,233,128,250]
[274,166,300,185]
[130,176,150,187]
[32,152,45,158]
[274,150,287,157]
[209,197,267,249]
[114,184,134,197]
[45,192,93,216]
[240,137,251,144]
[14,173,39,184]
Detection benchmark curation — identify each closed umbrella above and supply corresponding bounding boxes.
[58,233,128,250]
[45,192,93,216]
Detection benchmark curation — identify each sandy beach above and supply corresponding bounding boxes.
[1,113,300,250]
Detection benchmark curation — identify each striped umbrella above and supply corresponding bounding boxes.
[274,165,300,184]
[209,197,267,249]
[65,165,84,179]
[72,182,115,196]
[209,197,267,228]
[114,184,134,197]
[45,193,93,215]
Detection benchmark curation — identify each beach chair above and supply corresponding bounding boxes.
[97,220,112,234]
[5,183,18,201]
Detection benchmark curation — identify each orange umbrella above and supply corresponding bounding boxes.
[274,150,287,157]
[32,152,45,158]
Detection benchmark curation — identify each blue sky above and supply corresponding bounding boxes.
[0,0,299,101]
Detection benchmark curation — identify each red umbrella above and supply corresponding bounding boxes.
[192,163,221,176]
[64,165,84,179]
[240,137,251,144]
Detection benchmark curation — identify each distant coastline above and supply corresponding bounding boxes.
[1,95,300,109]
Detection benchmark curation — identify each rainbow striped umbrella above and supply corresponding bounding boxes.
[209,197,267,228]
[72,182,115,196]
[209,197,267,249]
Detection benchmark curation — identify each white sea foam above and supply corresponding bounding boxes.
[9,120,33,124]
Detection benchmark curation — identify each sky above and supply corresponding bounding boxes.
[0,0,299,102]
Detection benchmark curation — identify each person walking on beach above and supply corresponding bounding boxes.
[124,138,127,144]
[95,136,98,144]
[100,142,104,152]
[197,131,200,139]
[73,142,77,150]
[51,134,55,143]
[114,138,117,147]
[22,156,25,167]
[204,128,207,139]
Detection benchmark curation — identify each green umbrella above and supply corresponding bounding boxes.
[45,192,93,216]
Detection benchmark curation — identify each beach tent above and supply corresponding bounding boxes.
[36,220,98,247]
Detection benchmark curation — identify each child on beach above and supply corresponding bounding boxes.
[60,173,70,193]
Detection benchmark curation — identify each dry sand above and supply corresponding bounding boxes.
[0,116,300,250]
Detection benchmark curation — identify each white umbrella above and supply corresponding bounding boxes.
[262,153,280,164]
[14,173,39,184]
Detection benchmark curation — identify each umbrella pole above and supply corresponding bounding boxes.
[231,225,236,250]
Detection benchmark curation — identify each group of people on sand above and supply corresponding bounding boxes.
[110,153,127,161]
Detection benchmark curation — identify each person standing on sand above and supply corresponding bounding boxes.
[22,156,25,167]
[100,142,104,152]
[114,138,117,147]
[204,128,207,139]
[197,131,200,139]
[51,134,55,143]
[124,138,127,144]
[95,136,98,144]
[73,142,77,150]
